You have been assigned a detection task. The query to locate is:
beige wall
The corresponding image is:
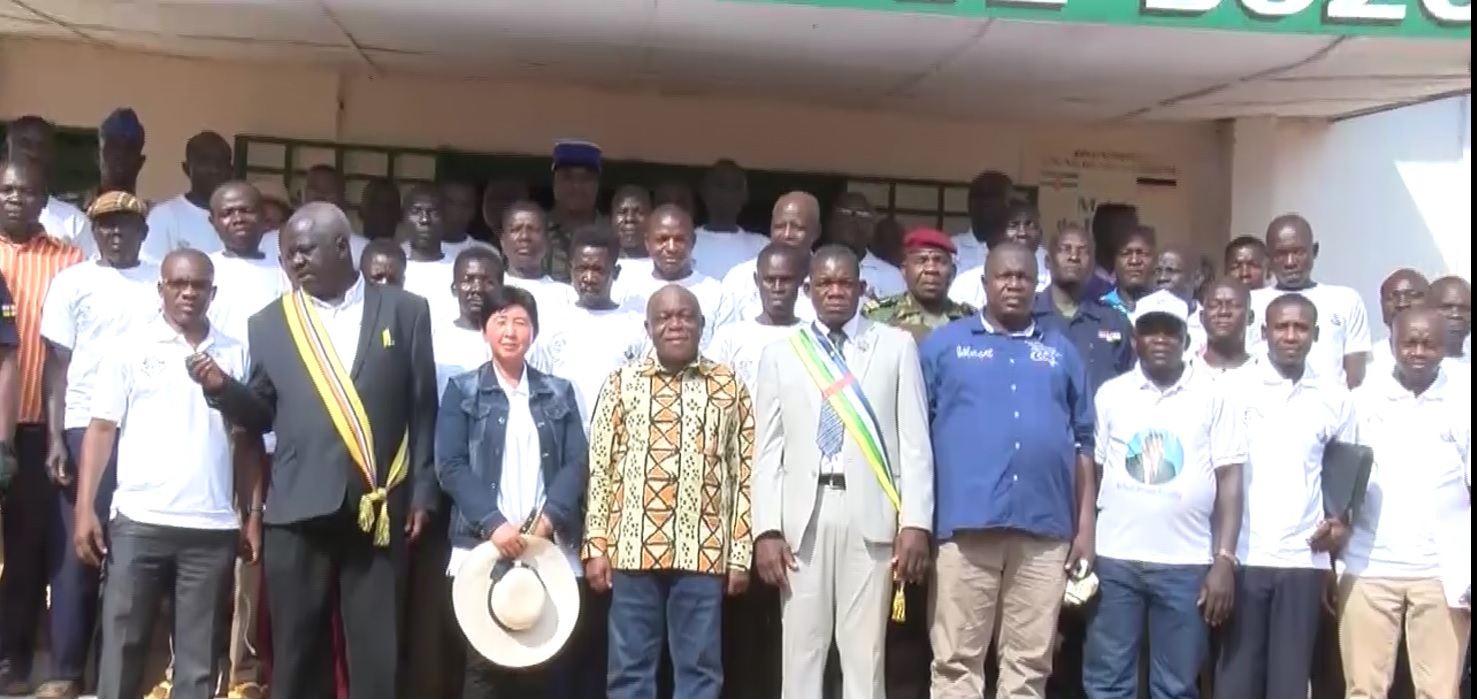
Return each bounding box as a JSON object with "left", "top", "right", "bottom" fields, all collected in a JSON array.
[{"left": 1, "top": 37, "right": 1232, "bottom": 251}]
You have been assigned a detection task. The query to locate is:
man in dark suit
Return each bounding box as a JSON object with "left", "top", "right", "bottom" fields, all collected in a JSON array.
[{"left": 187, "top": 201, "right": 438, "bottom": 699}]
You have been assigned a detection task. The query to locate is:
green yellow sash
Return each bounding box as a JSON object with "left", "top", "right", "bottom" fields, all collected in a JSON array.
[
  {"left": 282, "top": 292, "right": 408, "bottom": 546},
  {"left": 789, "top": 326, "right": 908, "bottom": 622}
]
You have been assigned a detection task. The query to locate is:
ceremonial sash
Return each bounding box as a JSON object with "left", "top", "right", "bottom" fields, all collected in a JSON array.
[
  {"left": 282, "top": 292, "right": 408, "bottom": 546},
  {"left": 788, "top": 326, "right": 908, "bottom": 622}
]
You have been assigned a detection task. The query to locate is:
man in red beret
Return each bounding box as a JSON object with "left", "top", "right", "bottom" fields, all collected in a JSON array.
[{"left": 862, "top": 227, "right": 978, "bottom": 343}]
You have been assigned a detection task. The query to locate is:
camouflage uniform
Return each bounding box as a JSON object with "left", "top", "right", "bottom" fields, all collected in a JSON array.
[
  {"left": 862, "top": 293, "right": 977, "bottom": 343},
  {"left": 544, "top": 213, "right": 612, "bottom": 283}
]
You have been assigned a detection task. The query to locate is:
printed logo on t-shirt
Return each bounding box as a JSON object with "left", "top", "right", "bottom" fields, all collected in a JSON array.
[{"left": 1125, "top": 429, "right": 1185, "bottom": 486}]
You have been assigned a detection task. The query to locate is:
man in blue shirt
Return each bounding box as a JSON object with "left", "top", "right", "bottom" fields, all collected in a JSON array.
[
  {"left": 1032, "top": 224, "right": 1135, "bottom": 397},
  {"left": 920, "top": 242, "right": 1096, "bottom": 699}
]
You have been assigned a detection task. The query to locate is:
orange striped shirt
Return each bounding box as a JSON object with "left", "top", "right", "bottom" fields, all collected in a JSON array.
[{"left": 0, "top": 229, "right": 83, "bottom": 424}]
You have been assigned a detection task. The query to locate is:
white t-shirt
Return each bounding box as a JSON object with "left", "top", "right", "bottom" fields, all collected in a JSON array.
[
  {"left": 947, "top": 246, "right": 1052, "bottom": 309},
  {"left": 39, "top": 261, "right": 162, "bottom": 429},
  {"left": 1094, "top": 364, "right": 1248, "bottom": 565},
  {"left": 693, "top": 227, "right": 768, "bottom": 280},
  {"left": 859, "top": 253, "right": 907, "bottom": 300},
  {"left": 1342, "top": 368, "right": 1471, "bottom": 580},
  {"left": 529, "top": 305, "right": 648, "bottom": 427},
  {"left": 441, "top": 238, "right": 498, "bottom": 259},
  {"left": 207, "top": 252, "right": 289, "bottom": 345},
  {"left": 705, "top": 318, "right": 802, "bottom": 394},
  {"left": 402, "top": 257, "right": 458, "bottom": 323},
  {"left": 952, "top": 233, "right": 986, "bottom": 275},
  {"left": 615, "top": 269, "right": 727, "bottom": 347},
  {"left": 505, "top": 275, "right": 580, "bottom": 334},
  {"left": 92, "top": 318, "right": 247, "bottom": 530},
  {"left": 1249, "top": 284, "right": 1371, "bottom": 386},
  {"left": 431, "top": 321, "right": 491, "bottom": 397},
  {"left": 42, "top": 197, "right": 92, "bottom": 256},
  {"left": 142, "top": 194, "right": 224, "bottom": 263},
  {"left": 716, "top": 256, "right": 817, "bottom": 326},
  {"left": 1225, "top": 359, "right": 1357, "bottom": 570}
]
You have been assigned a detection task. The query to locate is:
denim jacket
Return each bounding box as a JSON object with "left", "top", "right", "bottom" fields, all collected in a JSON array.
[{"left": 434, "top": 363, "right": 589, "bottom": 551}]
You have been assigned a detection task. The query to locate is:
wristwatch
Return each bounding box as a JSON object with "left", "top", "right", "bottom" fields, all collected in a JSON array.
[{"left": 1214, "top": 549, "right": 1239, "bottom": 566}]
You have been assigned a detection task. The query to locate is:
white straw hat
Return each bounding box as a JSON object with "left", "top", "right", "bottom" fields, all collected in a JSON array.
[{"left": 452, "top": 537, "right": 580, "bottom": 668}]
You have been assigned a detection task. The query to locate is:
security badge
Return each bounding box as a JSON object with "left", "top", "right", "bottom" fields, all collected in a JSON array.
[{"left": 1097, "top": 329, "right": 1123, "bottom": 343}]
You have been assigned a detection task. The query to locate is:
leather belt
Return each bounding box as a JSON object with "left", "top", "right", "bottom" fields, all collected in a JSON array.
[{"left": 818, "top": 473, "right": 847, "bottom": 489}]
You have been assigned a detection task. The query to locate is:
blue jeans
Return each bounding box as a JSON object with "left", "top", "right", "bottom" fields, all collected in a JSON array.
[
  {"left": 607, "top": 570, "right": 724, "bottom": 699},
  {"left": 1084, "top": 557, "right": 1209, "bottom": 699}
]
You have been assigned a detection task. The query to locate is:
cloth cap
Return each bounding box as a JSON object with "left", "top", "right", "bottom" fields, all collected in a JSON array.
[
  {"left": 551, "top": 140, "right": 601, "bottom": 172},
  {"left": 99, "top": 108, "right": 145, "bottom": 145},
  {"left": 903, "top": 227, "right": 956, "bottom": 255},
  {"left": 87, "top": 190, "right": 149, "bottom": 219},
  {"left": 1131, "top": 288, "right": 1191, "bottom": 331}
]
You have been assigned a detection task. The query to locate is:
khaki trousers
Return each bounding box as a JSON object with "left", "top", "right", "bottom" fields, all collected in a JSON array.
[
  {"left": 1338, "top": 575, "right": 1471, "bottom": 699},
  {"left": 928, "top": 530, "right": 1069, "bottom": 699}
]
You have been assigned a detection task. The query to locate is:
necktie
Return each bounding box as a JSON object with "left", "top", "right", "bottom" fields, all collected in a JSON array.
[{"left": 816, "top": 330, "right": 847, "bottom": 459}]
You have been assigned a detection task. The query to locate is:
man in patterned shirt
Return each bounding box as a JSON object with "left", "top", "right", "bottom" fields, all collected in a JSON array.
[{"left": 584, "top": 284, "right": 755, "bottom": 699}]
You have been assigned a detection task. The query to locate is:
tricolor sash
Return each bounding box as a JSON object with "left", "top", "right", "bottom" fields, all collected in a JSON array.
[
  {"left": 788, "top": 326, "right": 908, "bottom": 622},
  {"left": 282, "top": 292, "right": 409, "bottom": 546}
]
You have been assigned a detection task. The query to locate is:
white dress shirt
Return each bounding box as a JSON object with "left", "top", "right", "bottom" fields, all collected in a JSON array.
[
  {"left": 92, "top": 315, "right": 247, "bottom": 530},
  {"left": 306, "top": 273, "right": 367, "bottom": 372}
]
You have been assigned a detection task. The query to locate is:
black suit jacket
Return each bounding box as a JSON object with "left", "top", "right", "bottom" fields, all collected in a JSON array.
[{"left": 209, "top": 281, "right": 439, "bottom": 526}]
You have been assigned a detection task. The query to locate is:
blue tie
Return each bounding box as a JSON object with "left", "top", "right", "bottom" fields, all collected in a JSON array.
[{"left": 816, "top": 330, "right": 847, "bottom": 458}]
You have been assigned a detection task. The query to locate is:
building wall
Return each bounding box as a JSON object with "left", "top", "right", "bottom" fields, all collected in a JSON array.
[
  {"left": 1, "top": 37, "right": 1231, "bottom": 252},
  {"left": 1228, "top": 96, "right": 1472, "bottom": 339}
]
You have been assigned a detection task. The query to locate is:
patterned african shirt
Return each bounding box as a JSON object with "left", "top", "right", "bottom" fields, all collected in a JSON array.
[
  {"left": 583, "top": 355, "right": 755, "bottom": 574},
  {"left": 862, "top": 293, "right": 977, "bottom": 343},
  {"left": 544, "top": 213, "right": 612, "bottom": 283}
]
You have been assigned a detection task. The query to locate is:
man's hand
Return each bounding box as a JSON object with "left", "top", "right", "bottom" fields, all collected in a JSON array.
[
  {"left": 45, "top": 433, "right": 70, "bottom": 487},
  {"left": 405, "top": 509, "right": 430, "bottom": 543},
  {"left": 490, "top": 522, "right": 525, "bottom": 559},
  {"left": 727, "top": 569, "right": 750, "bottom": 597},
  {"left": 531, "top": 514, "right": 554, "bottom": 540},
  {"left": 754, "top": 535, "right": 798, "bottom": 592},
  {"left": 1066, "top": 529, "right": 1096, "bottom": 577},
  {"left": 240, "top": 511, "right": 263, "bottom": 564},
  {"left": 585, "top": 556, "right": 613, "bottom": 593},
  {"left": 73, "top": 507, "right": 107, "bottom": 568},
  {"left": 892, "top": 528, "right": 931, "bottom": 584},
  {"left": 1308, "top": 518, "right": 1351, "bottom": 554},
  {"left": 1198, "top": 558, "right": 1235, "bottom": 626},
  {"left": 185, "top": 353, "right": 228, "bottom": 393}
]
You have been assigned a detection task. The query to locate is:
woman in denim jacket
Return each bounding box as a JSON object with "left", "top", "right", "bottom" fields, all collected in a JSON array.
[{"left": 435, "top": 285, "right": 594, "bottom": 699}]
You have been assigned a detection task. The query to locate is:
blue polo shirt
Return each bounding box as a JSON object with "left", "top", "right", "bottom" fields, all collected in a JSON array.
[
  {"left": 1031, "top": 291, "right": 1135, "bottom": 396},
  {"left": 920, "top": 315, "right": 1094, "bottom": 542}
]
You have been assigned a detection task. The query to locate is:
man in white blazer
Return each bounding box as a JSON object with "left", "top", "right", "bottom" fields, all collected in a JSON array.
[{"left": 753, "top": 245, "right": 934, "bottom": 699}]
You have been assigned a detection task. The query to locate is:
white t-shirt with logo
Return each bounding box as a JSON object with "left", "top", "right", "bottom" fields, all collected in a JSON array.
[
  {"left": 1225, "top": 359, "right": 1357, "bottom": 570},
  {"left": 529, "top": 305, "right": 647, "bottom": 427},
  {"left": 706, "top": 318, "right": 802, "bottom": 395},
  {"left": 615, "top": 269, "right": 727, "bottom": 348},
  {"left": 39, "top": 261, "right": 163, "bottom": 429},
  {"left": 142, "top": 194, "right": 224, "bottom": 263},
  {"left": 1249, "top": 284, "right": 1371, "bottom": 386},
  {"left": 1093, "top": 364, "right": 1248, "bottom": 565},
  {"left": 1342, "top": 368, "right": 1471, "bottom": 585}
]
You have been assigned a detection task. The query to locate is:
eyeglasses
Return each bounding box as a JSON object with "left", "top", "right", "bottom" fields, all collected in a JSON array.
[{"left": 162, "top": 278, "right": 213, "bottom": 291}]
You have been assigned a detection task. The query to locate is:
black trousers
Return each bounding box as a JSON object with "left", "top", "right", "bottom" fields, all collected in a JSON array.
[
  {"left": 722, "top": 581, "right": 782, "bottom": 699},
  {"left": 1215, "top": 566, "right": 1325, "bottom": 699},
  {"left": 264, "top": 508, "right": 406, "bottom": 699},
  {"left": 461, "top": 579, "right": 604, "bottom": 699}
]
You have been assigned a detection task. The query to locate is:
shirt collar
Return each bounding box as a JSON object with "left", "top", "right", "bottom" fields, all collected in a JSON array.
[
  {"left": 812, "top": 313, "right": 863, "bottom": 342},
  {"left": 148, "top": 311, "right": 221, "bottom": 351},
  {"left": 978, "top": 313, "right": 1038, "bottom": 338},
  {"left": 306, "top": 273, "right": 365, "bottom": 312},
  {"left": 493, "top": 364, "right": 530, "bottom": 398},
  {"left": 1132, "top": 362, "right": 1198, "bottom": 395},
  {"left": 1370, "top": 363, "right": 1455, "bottom": 401},
  {"left": 639, "top": 355, "right": 716, "bottom": 378}
]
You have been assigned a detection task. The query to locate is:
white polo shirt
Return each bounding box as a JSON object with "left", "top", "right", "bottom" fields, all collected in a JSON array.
[
  {"left": 1226, "top": 358, "right": 1357, "bottom": 570},
  {"left": 142, "top": 194, "right": 225, "bottom": 263},
  {"left": 1342, "top": 368, "right": 1471, "bottom": 580},
  {"left": 1249, "top": 284, "right": 1371, "bottom": 386},
  {"left": 39, "top": 261, "right": 163, "bottom": 429},
  {"left": 1094, "top": 363, "right": 1248, "bottom": 565},
  {"left": 92, "top": 316, "right": 247, "bottom": 530}
]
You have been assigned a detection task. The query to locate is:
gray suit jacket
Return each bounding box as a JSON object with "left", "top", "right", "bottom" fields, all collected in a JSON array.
[
  {"left": 753, "top": 319, "right": 934, "bottom": 547},
  {"left": 209, "top": 282, "right": 440, "bottom": 526}
]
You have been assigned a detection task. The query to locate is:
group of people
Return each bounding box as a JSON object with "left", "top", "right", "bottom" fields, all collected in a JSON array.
[{"left": 0, "top": 107, "right": 1468, "bottom": 699}]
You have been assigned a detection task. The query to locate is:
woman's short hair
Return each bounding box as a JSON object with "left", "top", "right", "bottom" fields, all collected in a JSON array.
[{"left": 475, "top": 284, "right": 540, "bottom": 335}]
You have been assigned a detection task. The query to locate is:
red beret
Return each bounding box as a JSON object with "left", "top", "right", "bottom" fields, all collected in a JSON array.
[{"left": 903, "top": 227, "right": 956, "bottom": 254}]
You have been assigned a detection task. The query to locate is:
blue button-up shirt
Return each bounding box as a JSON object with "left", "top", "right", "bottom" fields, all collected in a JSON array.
[
  {"left": 1032, "top": 291, "right": 1135, "bottom": 397},
  {"left": 920, "top": 315, "right": 1095, "bottom": 542}
]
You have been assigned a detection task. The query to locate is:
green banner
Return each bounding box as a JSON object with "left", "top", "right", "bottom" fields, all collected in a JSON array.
[{"left": 727, "top": 0, "right": 1470, "bottom": 39}]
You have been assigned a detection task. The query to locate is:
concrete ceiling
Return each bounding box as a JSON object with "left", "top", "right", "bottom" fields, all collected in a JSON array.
[{"left": 2, "top": 0, "right": 1469, "bottom": 122}]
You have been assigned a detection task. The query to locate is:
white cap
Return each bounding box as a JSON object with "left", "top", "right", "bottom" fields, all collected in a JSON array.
[{"left": 1130, "top": 289, "right": 1192, "bottom": 327}]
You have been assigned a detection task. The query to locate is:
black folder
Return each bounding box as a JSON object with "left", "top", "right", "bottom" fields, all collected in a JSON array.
[{"left": 1322, "top": 440, "right": 1374, "bottom": 521}]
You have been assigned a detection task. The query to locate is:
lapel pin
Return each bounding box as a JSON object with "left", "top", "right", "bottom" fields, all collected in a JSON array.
[{"left": 381, "top": 328, "right": 394, "bottom": 348}]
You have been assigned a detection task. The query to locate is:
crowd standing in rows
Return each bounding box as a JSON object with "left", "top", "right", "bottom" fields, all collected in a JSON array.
[{"left": 0, "top": 109, "right": 1469, "bottom": 699}]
